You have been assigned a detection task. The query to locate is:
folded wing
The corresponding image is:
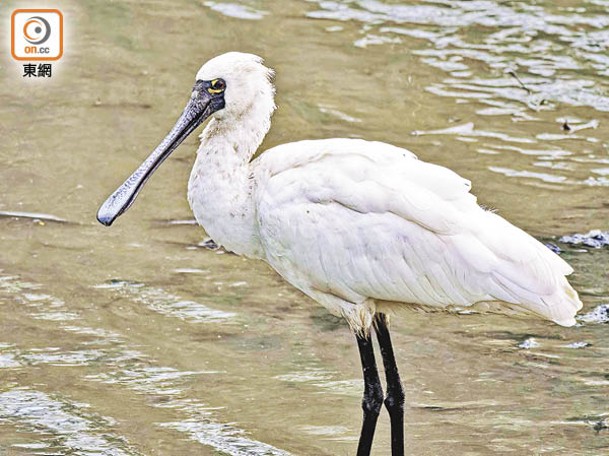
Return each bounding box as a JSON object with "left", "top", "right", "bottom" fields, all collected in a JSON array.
[{"left": 255, "top": 139, "right": 582, "bottom": 326}]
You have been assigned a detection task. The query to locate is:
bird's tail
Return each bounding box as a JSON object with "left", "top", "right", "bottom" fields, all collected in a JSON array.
[{"left": 541, "top": 277, "right": 582, "bottom": 327}]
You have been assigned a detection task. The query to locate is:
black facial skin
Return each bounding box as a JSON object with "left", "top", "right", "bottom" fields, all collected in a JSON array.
[
  {"left": 198, "top": 79, "right": 226, "bottom": 112},
  {"left": 96, "top": 79, "right": 226, "bottom": 226}
]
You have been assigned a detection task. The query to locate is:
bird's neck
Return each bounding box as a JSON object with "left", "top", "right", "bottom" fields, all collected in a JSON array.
[{"left": 187, "top": 107, "right": 272, "bottom": 259}]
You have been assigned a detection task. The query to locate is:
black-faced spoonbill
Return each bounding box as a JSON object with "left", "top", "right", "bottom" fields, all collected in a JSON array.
[{"left": 97, "top": 52, "right": 582, "bottom": 456}]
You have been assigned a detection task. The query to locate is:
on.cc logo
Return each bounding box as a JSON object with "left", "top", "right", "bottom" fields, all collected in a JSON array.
[
  {"left": 11, "top": 9, "right": 63, "bottom": 61},
  {"left": 23, "top": 16, "right": 52, "bottom": 45}
]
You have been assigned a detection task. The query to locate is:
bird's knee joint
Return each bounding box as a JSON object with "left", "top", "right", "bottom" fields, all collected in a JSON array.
[
  {"left": 362, "top": 387, "right": 384, "bottom": 414},
  {"left": 384, "top": 390, "right": 405, "bottom": 412}
]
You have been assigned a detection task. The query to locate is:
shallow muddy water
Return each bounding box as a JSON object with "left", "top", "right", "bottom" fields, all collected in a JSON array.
[{"left": 1, "top": 0, "right": 609, "bottom": 454}]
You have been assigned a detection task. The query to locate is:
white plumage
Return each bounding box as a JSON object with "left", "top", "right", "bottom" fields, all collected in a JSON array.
[
  {"left": 96, "top": 51, "right": 584, "bottom": 455},
  {"left": 185, "top": 52, "right": 582, "bottom": 333}
]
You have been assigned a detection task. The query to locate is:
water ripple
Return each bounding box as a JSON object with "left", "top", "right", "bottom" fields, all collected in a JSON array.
[
  {"left": 0, "top": 388, "right": 141, "bottom": 455},
  {"left": 308, "top": 0, "right": 609, "bottom": 112},
  {"left": 94, "top": 280, "right": 236, "bottom": 323},
  {"left": 307, "top": 0, "right": 609, "bottom": 187},
  {"left": 0, "top": 270, "right": 289, "bottom": 454},
  {"left": 89, "top": 365, "right": 291, "bottom": 455},
  {"left": 202, "top": 1, "right": 268, "bottom": 20}
]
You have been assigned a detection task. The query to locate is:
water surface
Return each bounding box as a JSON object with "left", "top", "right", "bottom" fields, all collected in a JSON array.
[{"left": 1, "top": 0, "right": 609, "bottom": 454}]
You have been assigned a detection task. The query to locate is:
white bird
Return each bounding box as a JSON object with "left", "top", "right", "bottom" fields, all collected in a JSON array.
[{"left": 97, "top": 52, "right": 582, "bottom": 456}]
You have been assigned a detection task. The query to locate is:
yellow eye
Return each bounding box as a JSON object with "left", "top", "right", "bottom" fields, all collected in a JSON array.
[{"left": 208, "top": 78, "right": 226, "bottom": 94}]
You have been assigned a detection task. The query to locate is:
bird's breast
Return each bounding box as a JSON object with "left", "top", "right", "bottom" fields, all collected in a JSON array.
[{"left": 187, "top": 156, "right": 264, "bottom": 259}]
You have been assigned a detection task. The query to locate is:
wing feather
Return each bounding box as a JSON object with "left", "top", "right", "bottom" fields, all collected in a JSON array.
[{"left": 254, "top": 139, "right": 581, "bottom": 326}]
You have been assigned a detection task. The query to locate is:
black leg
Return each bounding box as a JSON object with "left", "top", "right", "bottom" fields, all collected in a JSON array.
[
  {"left": 374, "top": 313, "right": 405, "bottom": 456},
  {"left": 355, "top": 330, "right": 384, "bottom": 456}
]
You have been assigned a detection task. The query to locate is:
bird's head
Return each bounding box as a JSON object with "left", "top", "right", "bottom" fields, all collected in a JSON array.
[
  {"left": 195, "top": 52, "right": 275, "bottom": 122},
  {"left": 96, "top": 52, "right": 275, "bottom": 227}
]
